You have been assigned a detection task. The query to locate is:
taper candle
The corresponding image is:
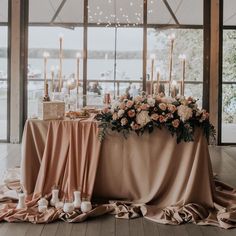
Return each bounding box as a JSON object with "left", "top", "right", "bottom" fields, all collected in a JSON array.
[
  {"left": 156, "top": 67, "right": 160, "bottom": 94},
  {"left": 43, "top": 52, "right": 49, "bottom": 96},
  {"left": 168, "top": 33, "right": 175, "bottom": 96},
  {"left": 171, "top": 80, "right": 178, "bottom": 98},
  {"left": 76, "top": 52, "right": 81, "bottom": 95},
  {"left": 50, "top": 65, "right": 55, "bottom": 93},
  {"left": 150, "top": 54, "right": 156, "bottom": 95},
  {"left": 59, "top": 34, "right": 63, "bottom": 92},
  {"left": 179, "top": 54, "right": 186, "bottom": 96}
]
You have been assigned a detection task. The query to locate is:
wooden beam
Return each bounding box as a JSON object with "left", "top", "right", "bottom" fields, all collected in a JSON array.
[
  {"left": 162, "top": 0, "right": 180, "bottom": 25},
  {"left": 83, "top": 0, "right": 88, "bottom": 107},
  {"left": 50, "top": 0, "right": 67, "bottom": 23},
  {"left": 143, "top": 0, "right": 147, "bottom": 91},
  {"left": 203, "top": 0, "right": 211, "bottom": 111},
  {"left": 209, "top": 0, "right": 221, "bottom": 143},
  {"left": 217, "top": 0, "right": 223, "bottom": 144}
]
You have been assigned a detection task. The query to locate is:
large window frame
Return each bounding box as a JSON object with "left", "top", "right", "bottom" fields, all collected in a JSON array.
[
  {"left": 218, "top": 0, "right": 236, "bottom": 145},
  {"left": 22, "top": 0, "right": 209, "bottom": 140}
]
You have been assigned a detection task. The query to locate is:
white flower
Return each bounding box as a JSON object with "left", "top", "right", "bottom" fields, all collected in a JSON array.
[
  {"left": 117, "top": 109, "right": 125, "bottom": 118},
  {"left": 111, "top": 101, "right": 120, "bottom": 110},
  {"left": 147, "top": 98, "right": 155, "bottom": 107},
  {"left": 177, "top": 105, "right": 193, "bottom": 122},
  {"left": 136, "top": 111, "right": 151, "bottom": 127},
  {"left": 121, "top": 118, "right": 128, "bottom": 126}
]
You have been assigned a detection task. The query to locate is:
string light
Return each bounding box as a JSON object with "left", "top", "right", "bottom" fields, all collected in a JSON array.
[{"left": 87, "top": 1, "right": 144, "bottom": 27}]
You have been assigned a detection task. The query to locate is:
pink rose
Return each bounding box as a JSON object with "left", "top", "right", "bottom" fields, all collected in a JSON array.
[
  {"left": 131, "top": 122, "right": 140, "bottom": 130},
  {"left": 168, "top": 104, "right": 177, "bottom": 113},
  {"left": 151, "top": 113, "right": 159, "bottom": 121},
  {"left": 140, "top": 103, "right": 149, "bottom": 110},
  {"left": 159, "top": 103, "right": 167, "bottom": 111},
  {"left": 119, "top": 103, "right": 126, "bottom": 110},
  {"left": 159, "top": 115, "right": 166, "bottom": 123},
  {"left": 102, "top": 107, "right": 110, "bottom": 113},
  {"left": 200, "top": 110, "right": 209, "bottom": 122},
  {"left": 172, "top": 119, "right": 180, "bottom": 128},
  {"left": 126, "top": 100, "right": 134, "bottom": 108},
  {"left": 128, "top": 109, "right": 136, "bottom": 118},
  {"left": 112, "top": 113, "right": 118, "bottom": 120}
]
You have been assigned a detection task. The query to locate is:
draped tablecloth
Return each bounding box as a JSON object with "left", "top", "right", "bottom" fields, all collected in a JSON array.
[{"left": 1, "top": 118, "right": 236, "bottom": 228}]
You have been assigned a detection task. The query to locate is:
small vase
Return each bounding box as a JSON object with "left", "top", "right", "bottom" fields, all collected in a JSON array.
[
  {"left": 63, "top": 202, "right": 74, "bottom": 213},
  {"left": 38, "top": 205, "right": 47, "bottom": 213},
  {"left": 38, "top": 197, "right": 48, "bottom": 207},
  {"left": 55, "top": 201, "right": 64, "bottom": 209},
  {"left": 81, "top": 201, "right": 92, "bottom": 213},
  {"left": 16, "top": 193, "right": 26, "bottom": 209},
  {"left": 50, "top": 189, "right": 59, "bottom": 206},
  {"left": 73, "top": 191, "right": 81, "bottom": 208}
]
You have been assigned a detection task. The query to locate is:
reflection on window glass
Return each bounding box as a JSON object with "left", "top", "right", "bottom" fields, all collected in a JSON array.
[
  {"left": 0, "top": 0, "right": 8, "bottom": 140},
  {"left": 28, "top": 27, "right": 83, "bottom": 116}
]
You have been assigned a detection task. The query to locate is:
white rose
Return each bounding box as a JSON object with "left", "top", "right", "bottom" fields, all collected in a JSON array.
[
  {"left": 117, "top": 109, "right": 125, "bottom": 118},
  {"left": 136, "top": 111, "right": 151, "bottom": 127},
  {"left": 177, "top": 105, "right": 193, "bottom": 122},
  {"left": 147, "top": 98, "right": 155, "bottom": 107},
  {"left": 111, "top": 101, "right": 120, "bottom": 110}
]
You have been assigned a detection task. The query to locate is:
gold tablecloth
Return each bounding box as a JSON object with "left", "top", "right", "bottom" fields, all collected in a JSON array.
[{"left": 2, "top": 118, "right": 236, "bottom": 228}]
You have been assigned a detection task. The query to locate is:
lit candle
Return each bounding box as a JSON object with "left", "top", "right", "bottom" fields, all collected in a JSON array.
[
  {"left": 50, "top": 65, "right": 55, "bottom": 93},
  {"left": 168, "top": 33, "right": 175, "bottom": 96},
  {"left": 76, "top": 52, "right": 81, "bottom": 95},
  {"left": 43, "top": 52, "right": 49, "bottom": 96},
  {"left": 179, "top": 54, "right": 186, "bottom": 96},
  {"left": 81, "top": 201, "right": 92, "bottom": 213},
  {"left": 38, "top": 205, "right": 47, "bottom": 213},
  {"left": 67, "top": 79, "right": 72, "bottom": 96},
  {"left": 63, "top": 202, "right": 74, "bottom": 213},
  {"left": 16, "top": 192, "right": 26, "bottom": 209},
  {"left": 150, "top": 54, "right": 156, "bottom": 95},
  {"left": 156, "top": 67, "right": 160, "bottom": 94},
  {"left": 59, "top": 34, "right": 63, "bottom": 92},
  {"left": 171, "top": 80, "right": 178, "bottom": 98}
]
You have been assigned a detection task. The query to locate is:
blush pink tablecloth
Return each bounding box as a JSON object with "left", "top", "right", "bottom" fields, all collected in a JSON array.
[{"left": 4, "top": 118, "right": 236, "bottom": 228}]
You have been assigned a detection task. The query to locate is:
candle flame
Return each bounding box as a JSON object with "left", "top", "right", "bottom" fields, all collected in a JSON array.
[
  {"left": 168, "top": 33, "right": 175, "bottom": 41},
  {"left": 150, "top": 53, "right": 156, "bottom": 60},
  {"left": 76, "top": 52, "right": 82, "bottom": 58},
  {"left": 171, "top": 80, "right": 178, "bottom": 86},
  {"left": 43, "top": 52, "right": 49, "bottom": 58},
  {"left": 179, "top": 54, "right": 186, "bottom": 60},
  {"left": 59, "top": 33, "right": 64, "bottom": 40},
  {"left": 50, "top": 65, "right": 55, "bottom": 72}
]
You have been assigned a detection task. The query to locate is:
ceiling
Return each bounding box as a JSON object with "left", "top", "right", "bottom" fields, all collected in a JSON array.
[{"left": 0, "top": 0, "right": 236, "bottom": 26}]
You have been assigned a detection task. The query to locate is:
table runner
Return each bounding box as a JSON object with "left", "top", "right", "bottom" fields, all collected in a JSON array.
[{"left": 1, "top": 118, "right": 236, "bottom": 228}]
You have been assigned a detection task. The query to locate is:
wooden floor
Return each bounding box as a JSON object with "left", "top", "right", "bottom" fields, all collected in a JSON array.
[{"left": 0, "top": 144, "right": 236, "bottom": 236}]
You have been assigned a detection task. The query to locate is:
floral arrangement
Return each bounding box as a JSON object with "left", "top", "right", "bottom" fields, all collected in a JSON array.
[{"left": 95, "top": 93, "right": 216, "bottom": 143}]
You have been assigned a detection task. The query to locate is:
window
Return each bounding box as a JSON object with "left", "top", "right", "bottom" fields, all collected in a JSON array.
[
  {"left": 147, "top": 0, "right": 203, "bottom": 107},
  {"left": 27, "top": 0, "right": 204, "bottom": 112},
  {"left": 147, "top": 28, "right": 203, "bottom": 107},
  {"left": 221, "top": 0, "right": 236, "bottom": 143},
  {"left": 0, "top": 0, "right": 8, "bottom": 140},
  {"left": 28, "top": 0, "right": 83, "bottom": 116}
]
